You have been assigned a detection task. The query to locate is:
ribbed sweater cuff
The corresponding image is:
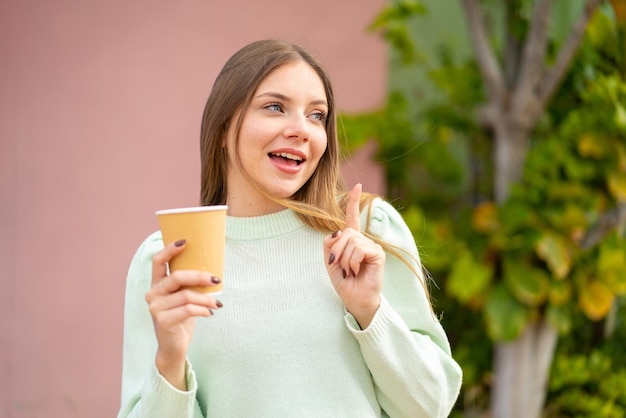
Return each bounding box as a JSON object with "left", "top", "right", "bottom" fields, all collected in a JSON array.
[
  {"left": 142, "top": 360, "right": 198, "bottom": 416},
  {"left": 344, "top": 296, "right": 398, "bottom": 346}
]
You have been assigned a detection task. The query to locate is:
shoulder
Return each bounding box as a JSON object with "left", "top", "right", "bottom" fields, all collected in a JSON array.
[
  {"left": 123, "top": 231, "right": 164, "bottom": 302},
  {"left": 128, "top": 231, "right": 164, "bottom": 271},
  {"left": 360, "top": 198, "right": 414, "bottom": 246}
]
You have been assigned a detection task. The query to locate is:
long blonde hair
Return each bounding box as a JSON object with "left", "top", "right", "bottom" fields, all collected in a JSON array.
[{"left": 199, "top": 39, "right": 431, "bottom": 303}]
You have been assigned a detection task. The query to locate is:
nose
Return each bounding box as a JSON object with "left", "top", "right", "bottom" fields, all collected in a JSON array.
[{"left": 284, "top": 114, "right": 310, "bottom": 142}]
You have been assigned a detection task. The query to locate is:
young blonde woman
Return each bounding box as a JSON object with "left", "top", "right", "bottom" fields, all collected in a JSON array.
[{"left": 118, "top": 39, "right": 462, "bottom": 418}]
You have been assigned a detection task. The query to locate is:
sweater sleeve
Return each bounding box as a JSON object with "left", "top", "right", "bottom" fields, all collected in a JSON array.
[
  {"left": 117, "top": 232, "right": 204, "bottom": 418},
  {"left": 344, "top": 199, "right": 463, "bottom": 418}
]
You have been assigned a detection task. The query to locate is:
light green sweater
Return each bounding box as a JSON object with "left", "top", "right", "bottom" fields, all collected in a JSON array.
[{"left": 118, "top": 199, "right": 462, "bottom": 417}]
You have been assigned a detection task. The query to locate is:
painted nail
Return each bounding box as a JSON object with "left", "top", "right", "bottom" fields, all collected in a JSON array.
[
  {"left": 174, "top": 239, "right": 186, "bottom": 247},
  {"left": 209, "top": 309, "right": 215, "bottom": 315},
  {"left": 328, "top": 253, "right": 335, "bottom": 265},
  {"left": 211, "top": 276, "right": 221, "bottom": 284},
  {"left": 342, "top": 268, "right": 347, "bottom": 278},
  {"left": 331, "top": 230, "right": 339, "bottom": 239},
  {"left": 216, "top": 300, "right": 223, "bottom": 308}
]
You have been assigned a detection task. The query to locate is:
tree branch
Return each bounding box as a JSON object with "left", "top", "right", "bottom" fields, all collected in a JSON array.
[
  {"left": 512, "top": 0, "right": 553, "bottom": 113},
  {"left": 503, "top": 0, "right": 524, "bottom": 88},
  {"left": 580, "top": 202, "right": 626, "bottom": 250},
  {"left": 537, "top": 0, "right": 604, "bottom": 110},
  {"left": 460, "top": 0, "right": 505, "bottom": 104}
]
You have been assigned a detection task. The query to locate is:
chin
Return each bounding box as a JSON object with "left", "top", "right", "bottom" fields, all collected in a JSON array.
[
  {"left": 265, "top": 181, "right": 307, "bottom": 198},
  {"left": 270, "top": 189, "right": 301, "bottom": 200}
]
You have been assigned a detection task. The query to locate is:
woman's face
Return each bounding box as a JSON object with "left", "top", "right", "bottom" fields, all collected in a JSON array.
[{"left": 225, "top": 60, "right": 329, "bottom": 216}]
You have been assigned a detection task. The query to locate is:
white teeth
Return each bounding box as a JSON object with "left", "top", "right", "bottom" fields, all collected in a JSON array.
[{"left": 271, "top": 152, "right": 303, "bottom": 161}]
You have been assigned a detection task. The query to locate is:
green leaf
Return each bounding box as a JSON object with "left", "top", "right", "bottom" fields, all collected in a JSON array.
[
  {"left": 446, "top": 251, "right": 492, "bottom": 304},
  {"left": 600, "top": 272, "right": 626, "bottom": 294},
  {"left": 616, "top": 143, "right": 626, "bottom": 172},
  {"left": 535, "top": 233, "right": 572, "bottom": 279},
  {"left": 503, "top": 260, "right": 549, "bottom": 307},
  {"left": 545, "top": 182, "right": 592, "bottom": 202},
  {"left": 499, "top": 201, "right": 535, "bottom": 231},
  {"left": 548, "top": 279, "right": 573, "bottom": 306},
  {"left": 368, "top": 0, "right": 426, "bottom": 30},
  {"left": 598, "top": 245, "right": 626, "bottom": 275},
  {"left": 368, "top": 0, "right": 426, "bottom": 65},
  {"left": 545, "top": 304, "right": 572, "bottom": 335},
  {"left": 382, "top": 24, "right": 418, "bottom": 64},
  {"left": 485, "top": 284, "right": 530, "bottom": 341},
  {"left": 607, "top": 172, "right": 626, "bottom": 201},
  {"left": 587, "top": 5, "right": 617, "bottom": 45},
  {"left": 597, "top": 242, "right": 626, "bottom": 294},
  {"left": 615, "top": 103, "right": 626, "bottom": 129}
]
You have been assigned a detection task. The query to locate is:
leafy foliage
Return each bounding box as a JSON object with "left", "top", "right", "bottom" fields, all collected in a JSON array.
[
  {"left": 343, "top": 0, "right": 626, "bottom": 414},
  {"left": 361, "top": 0, "right": 626, "bottom": 339},
  {"left": 544, "top": 296, "right": 626, "bottom": 416},
  {"left": 368, "top": 0, "right": 427, "bottom": 64}
]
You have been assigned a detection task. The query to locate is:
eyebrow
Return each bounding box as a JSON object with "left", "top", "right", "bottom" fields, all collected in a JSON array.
[{"left": 255, "top": 92, "right": 328, "bottom": 107}]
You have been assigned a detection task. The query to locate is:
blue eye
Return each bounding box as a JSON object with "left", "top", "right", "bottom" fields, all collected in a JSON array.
[
  {"left": 265, "top": 103, "right": 283, "bottom": 112},
  {"left": 311, "top": 111, "right": 327, "bottom": 122}
]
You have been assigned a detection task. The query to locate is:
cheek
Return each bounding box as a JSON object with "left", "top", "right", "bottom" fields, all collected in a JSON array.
[
  {"left": 238, "top": 122, "right": 272, "bottom": 151},
  {"left": 312, "top": 134, "right": 329, "bottom": 162}
]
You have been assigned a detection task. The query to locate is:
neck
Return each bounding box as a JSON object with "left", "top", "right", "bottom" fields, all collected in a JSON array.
[
  {"left": 226, "top": 194, "right": 286, "bottom": 217},
  {"left": 226, "top": 172, "right": 288, "bottom": 217}
]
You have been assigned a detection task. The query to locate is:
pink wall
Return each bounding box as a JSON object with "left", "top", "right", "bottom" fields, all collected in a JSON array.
[{"left": 0, "top": 1, "right": 386, "bottom": 417}]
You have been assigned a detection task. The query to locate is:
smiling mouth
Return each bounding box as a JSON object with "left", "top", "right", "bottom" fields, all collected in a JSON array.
[{"left": 268, "top": 152, "right": 305, "bottom": 166}]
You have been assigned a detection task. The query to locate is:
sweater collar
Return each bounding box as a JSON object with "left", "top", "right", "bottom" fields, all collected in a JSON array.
[{"left": 226, "top": 209, "right": 305, "bottom": 241}]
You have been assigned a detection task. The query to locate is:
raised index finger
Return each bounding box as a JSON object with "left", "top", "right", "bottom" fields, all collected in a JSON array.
[{"left": 345, "top": 183, "right": 362, "bottom": 231}]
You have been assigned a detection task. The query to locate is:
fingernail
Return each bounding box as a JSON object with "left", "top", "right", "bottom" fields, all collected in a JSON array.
[
  {"left": 209, "top": 309, "right": 215, "bottom": 315},
  {"left": 328, "top": 253, "right": 335, "bottom": 265},
  {"left": 216, "top": 300, "right": 223, "bottom": 308},
  {"left": 211, "top": 276, "right": 221, "bottom": 284},
  {"left": 342, "top": 268, "right": 347, "bottom": 278},
  {"left": 174, "top": 239, "right": 186, "bottom": 247},
  {"left": 331, "top": 230, "right": 339, "bottom": 238}
]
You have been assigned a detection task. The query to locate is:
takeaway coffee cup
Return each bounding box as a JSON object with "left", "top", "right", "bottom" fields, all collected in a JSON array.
[{"left": 155, "top": 205, "right": 228, "bottom": 294}]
